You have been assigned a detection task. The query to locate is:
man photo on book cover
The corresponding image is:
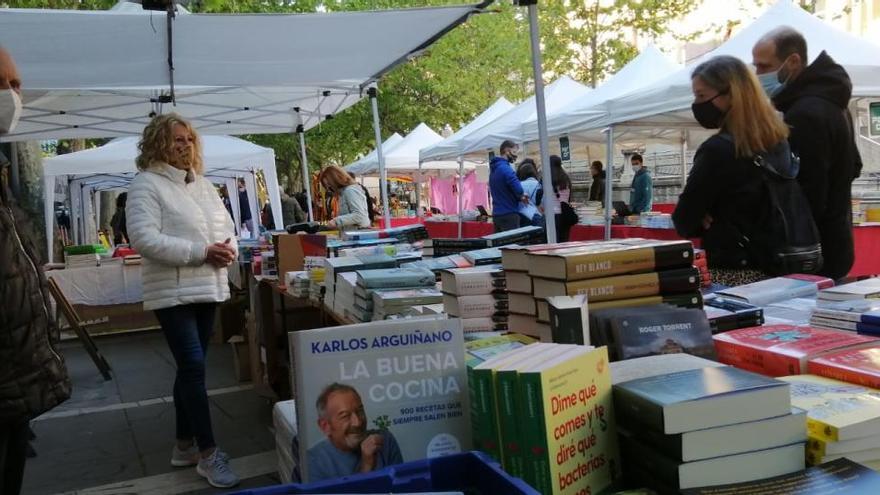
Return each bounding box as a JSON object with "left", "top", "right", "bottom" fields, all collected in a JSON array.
[{"left": 307, "top": 382, "right": 404, "bottom": 481}]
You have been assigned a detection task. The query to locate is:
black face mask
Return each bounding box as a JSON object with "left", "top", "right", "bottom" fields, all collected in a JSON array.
[
  {"left": 508, "top": 153, "right": 518, "bottom": 163},
  {"left": 691, "top": 93, "right": 727, "bottom": 129}
]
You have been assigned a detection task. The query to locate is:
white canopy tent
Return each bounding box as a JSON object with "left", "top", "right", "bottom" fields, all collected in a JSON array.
[
  {"left": 0, "top": 2, "right": 485, "bottom": 141},
  {"left": 419, "top": 97, "right": 515, "bottom": 163},
  {"left": 351, "top": 123, "right": 470, "bottom": 175},
  {"left": 43, "top": 135, "right": 281, "bottom": 258},
  {"left": 345, "top": 133, "right": 404, "bottom": 176},
  {"left": 432, "top": 76, "right": 591, "bottom": 160},
  {"left": 578, "top": 0, "right": 880, "bottom": 132}
]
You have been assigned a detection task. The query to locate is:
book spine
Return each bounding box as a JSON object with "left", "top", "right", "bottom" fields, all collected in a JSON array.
[
  {"left": 617, "top": 419, "right": 684, "bottom": 461},
  {"left": 807, "top": 359, "right": 880, "bottom": 389},
  {"left": 520, "top": 371, "right": 551, "bottom": 494},
  {"left": 618, "top": 433, "right": 682, "bottom": 489},
  {"left": 612, "top": 385, "right": 666, "bottom": 433},
  {"left": 496, "top": 370, "right": 527, "bottom": 479}
]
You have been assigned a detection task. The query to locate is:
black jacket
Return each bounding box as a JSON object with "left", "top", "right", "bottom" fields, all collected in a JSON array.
[
  {"left": 589, "top": 170, "right": 606, "bottom": 202},
  {"left": 772, "top": 51, "right": 861, "bottom": 279},
  {"left": 0, "top": 162, "right": 71, "bottom": 422},
  {"left": 673, "top": 135, "right": 796, "bottom": 270}
]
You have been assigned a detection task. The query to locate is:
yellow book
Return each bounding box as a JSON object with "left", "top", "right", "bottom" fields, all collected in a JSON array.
[
  {"left": 779, "top": 374, "right": 880, "bottom": 442},
  {"left": 519, "top": 346, "right": 621, "bottom": 494}
]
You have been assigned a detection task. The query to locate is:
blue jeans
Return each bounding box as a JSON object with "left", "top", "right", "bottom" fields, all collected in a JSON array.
[{"left": 155, "top": 303, "right": 217, "bottom": 452}]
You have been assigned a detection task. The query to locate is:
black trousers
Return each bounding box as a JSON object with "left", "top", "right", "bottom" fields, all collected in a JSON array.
[{"left": 0, "top": 420, "right": 29, "bottom": 495}]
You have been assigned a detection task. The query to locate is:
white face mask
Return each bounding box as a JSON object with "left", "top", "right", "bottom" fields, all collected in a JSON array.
[{"left": 0, "top": 89, "right": 22, "bottom": 135}]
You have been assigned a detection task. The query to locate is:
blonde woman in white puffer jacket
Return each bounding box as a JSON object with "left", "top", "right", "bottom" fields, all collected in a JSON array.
[{"left": 126, "top": 114, "right": 239, "bottom": 489}]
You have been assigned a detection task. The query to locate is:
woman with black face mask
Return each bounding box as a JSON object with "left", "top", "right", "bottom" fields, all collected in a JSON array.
[{"left": 672, "top": 55, "right": 793, "bottom": 286}]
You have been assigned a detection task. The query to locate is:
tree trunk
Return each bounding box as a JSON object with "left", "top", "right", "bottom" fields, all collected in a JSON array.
[
  {"left": 16, "top": 141, "right": 48, "bottom": 262},
  {"left": 100, "top": 191, "right": 117, "bottom": 235}
]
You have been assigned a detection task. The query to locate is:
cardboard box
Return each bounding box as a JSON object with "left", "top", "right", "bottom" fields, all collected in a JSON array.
[{"left": 273, "top": 234, "right": 327, "bottom": 283}]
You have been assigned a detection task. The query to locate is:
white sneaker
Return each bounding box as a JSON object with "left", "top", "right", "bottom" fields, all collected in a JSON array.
[
  {"left": 171, "top": 444, "right": 230, "bottom": 468},
  {"left": 197, "top": 449, "right": 240, "bottom": 488}
]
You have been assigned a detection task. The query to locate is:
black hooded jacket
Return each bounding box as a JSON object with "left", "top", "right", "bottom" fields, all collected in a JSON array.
[
  {"left": 673, "top": 135, "right": 796, "bottom": 270},
  {"left": 772, "top": 51, "right": 862, "bottom": 279}
]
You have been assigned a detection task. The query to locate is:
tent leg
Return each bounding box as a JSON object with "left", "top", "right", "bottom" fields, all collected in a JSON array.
[
  {"left": 680, "top": 130, "right": 688, "bottom": 190},
  {"left": 457, "top": 156, "right": 464, "bottom": 238},
  {"left": 416, "top": 161, "right": 422, "bottom": 219},
  {"left": 368, "top": 86, "right": 391, "bottom": 230},
  {"left": 603, "top": 126, "right": 615, "bottom": 241},
  {"left": 526, "top": 2, "right": 557, "bottom": 244},
  {"left": 297, "top": 129, "right": 315, "bottom": 223}
]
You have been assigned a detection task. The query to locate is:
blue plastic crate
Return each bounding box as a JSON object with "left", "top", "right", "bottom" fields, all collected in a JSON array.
[{"left": 227, "top": 451, "right": 539, "bottom": 495}]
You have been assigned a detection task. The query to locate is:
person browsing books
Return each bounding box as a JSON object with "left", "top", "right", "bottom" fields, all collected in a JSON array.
[
  {"left": 672, "top": 55, "right": 794, "bottom": 286},
  {"left": 307, "top": 383, "right": 403, "bottom": 481},
  {"left": 548, "top": 155, "right": 576, "bottom": 242},
  {"left": 516, "top": 159, "right": 543, "bottom": 227},
  {"left": 126, "top": 114, "right": 240, "bottom": 489},
  {"left": 752, "top": 27, "right": 861, "bottom": 280},
  {"left": 588, "top": 160, "right": 605, "bottom": 203},
  {"left": 319, "top": 165, "right": 371, "bottom": 230},
  {"left": 0, "top": 45, "right": 72, "bottom": 495},
  {"left": 489, "top": 140, "right": 528, "bottom": 233},
  {"left": 628, "top": 154, "right": 652, "bottom": 214}
]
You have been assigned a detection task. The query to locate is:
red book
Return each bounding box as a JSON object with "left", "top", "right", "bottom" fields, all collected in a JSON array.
[
  {"left": 808, "top": 347, "right": 880, "bottom": 388},
  {"left": 713, "top": 325, "right": 880, "bottom": 377},
  {"left": 786, "top": 274, "right": 835, "bottom": 290}
]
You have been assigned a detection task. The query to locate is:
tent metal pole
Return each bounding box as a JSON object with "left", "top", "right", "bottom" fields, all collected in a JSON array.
[
  {"left": 368, "top": 85, "right": 391, "bottom": 230},
  {"left": 294, "top": 113, "right": 315, "bottom": 223},
  {"left": 457, "top": 156, "right": 464, "bottom": 238},
  {"left": 680, "top": 130, "right": 688, "bottom": 190},
  {"left": 416, "top": 161, "right": 422, "bottom": 219},
  {"left": 603, "top": 125, "right": 615, "bottom": 240},
  {"left": 525, "top": 0, "right": 557, "bottom": 244}
]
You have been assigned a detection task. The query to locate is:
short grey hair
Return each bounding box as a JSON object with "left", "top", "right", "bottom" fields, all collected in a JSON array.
[{"left": 316, "top": 382, "right": 360, "bottom": 419}]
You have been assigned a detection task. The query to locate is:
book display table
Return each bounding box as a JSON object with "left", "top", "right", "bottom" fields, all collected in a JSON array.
[
  {"left": 570, "top": 224, "right": 880, "bottom": 278},
  {"left": 424, "top": 220, "right": 495, "bottom": 238}
]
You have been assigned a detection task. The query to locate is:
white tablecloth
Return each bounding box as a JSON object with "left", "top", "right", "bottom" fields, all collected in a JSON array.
[{"left": 47, "top": 264, "right": 143, "bottom": 306}]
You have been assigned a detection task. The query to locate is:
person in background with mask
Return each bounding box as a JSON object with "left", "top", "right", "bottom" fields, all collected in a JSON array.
[
  {"left": 588, "top": 160, "right": 605, "bottom": 203},
  {"left": 0, "top": 45, "right": 72, "bottom": 495},
  {"left": 489, "top": 140, "right": 527, "bottom": 232},
  {"left": 752, "top": 27, "right": 861, "bottom": 280},
  {"left": 673, "top": 55, "right": 793, "bottom": 286},
  {"left": 628, "top": 153, "right": 652, "bottom": 214},
  {"left": 319, "top": 165, "right": 371, "bottom": 230}
]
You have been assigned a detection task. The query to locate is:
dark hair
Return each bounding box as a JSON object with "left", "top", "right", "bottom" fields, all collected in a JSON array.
[
  {"left": 630, "top": 153, "right": 643, "bottom": 164},
  {"left": 500, "top": 140, "right": 517, "bottom": 155},
  {"left": 549, "top": 155, "right": 571, "bottom": 191},
  {"left": 590, "top": 160, "right": 603, "bottom": 171},
  {"left": 316, "top": 383, "right": 360, "bottom": 418},
  {"left": 769, "top": 27, "right": 808, "bottom": 65},
  {"left": 116, "top": 192, "right": 127, "bottom": 208},
  {"left": 348, "top": 172, "right": 357, "bottom": 179},
  {"left": 517, "top": 159, "right": 539, "bottom": 181}
]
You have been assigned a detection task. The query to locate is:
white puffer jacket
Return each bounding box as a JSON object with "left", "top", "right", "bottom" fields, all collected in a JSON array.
[{"left": 127, "top": 163, "right": 237, "bottom": 311}]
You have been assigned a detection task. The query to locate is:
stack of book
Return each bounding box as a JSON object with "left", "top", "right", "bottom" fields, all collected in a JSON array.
[
  {"left": 591, "top": 304, "right": 715, "bottom": 362},
  {"left": 261, "top": 250, "right": 278, "bottom": 278},
  {"left": 702, "top": 295, "right": 764, "bottom": 333},
  {"left": 341, "top": 223, "right": 429, "bottom": 243},
  {"left": 713, "top": 325, "right": 880, "bottom": 376},
  {"left": 326, "top": 237, "right": 399, "bottom": 257},
  {"left": 322, "top": 254, "right": 397, "bottom": 311},
  {"left": 441, "top": 265, "right": 509, "bottom": 334},
  {"left": 64, "top": 252, "right": 101, "bottom": 269},
  {"left": 527, "top": 239, "right": 701, "bottom": 333},
  {"left": 817, "top": 278, "right": 880, "bottom": 306},
  {"left": 464, "top": 333, "right": 536, "bottom": 368},
  {"left": 122, "top": 254, "right": 142, "bottom": 266},
  {"left": 461, "top": 247, "right": 503, "bottom": 266},
  {"left": 781, "top": 374, "right": 880, "bottom": 469},
  {"left": 336, "top": 241, "right": 418, "bottom": 259},
  {"left": 714, "top": 274, "right": 834, "bottom": 307},
  {"left": 693, "top": 249, "right": 710, "bottom": 288},
  {"left": 468, "top": 344, "right": 620, "bottom": 495},
  {"left": 350, "top": 267, "right": 437, "bottom": 323},
  {"left": 424, "top": 226, "right": 545, "bottom": 257},
  {"left": 333, "top": 272, "right": 360, "bottom": 321},
  {"left": 284, "top": 271, "right": 310, "bottom": 298},
  {"left": 612, "top": 359, "right": 805, "bottom": 492},
  {"left": 400, "top": 254, "right": 471, "bottom": 280},
  {"left": 810, "top": 299, "right": 880, "bottom": 335},
  {"left": 576, "top": 201, "right": 604, "bottom": 225},
  {"left": 762, "top": 297, "right": 817, "bottom": 326},
  {"left": 500, "top": 241, "right": 593, "bottom": 340},
  {"left": 371, "top": 287, "right": 444, "bottom": 321}
]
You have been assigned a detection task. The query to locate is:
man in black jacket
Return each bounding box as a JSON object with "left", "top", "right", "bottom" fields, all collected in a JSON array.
[
  {"left": 753, "top": 27, "right": 862, "bottom": 280},
  {"left": 0, "top": 46, "right": 71, "bottom": 495}
]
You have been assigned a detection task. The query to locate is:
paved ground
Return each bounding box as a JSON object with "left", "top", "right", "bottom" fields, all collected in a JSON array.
[{"left": 22, "top": 331, "right": 280, "bottom": 495}]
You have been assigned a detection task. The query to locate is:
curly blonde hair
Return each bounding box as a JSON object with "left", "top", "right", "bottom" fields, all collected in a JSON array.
[{"left": 135, "top": 113, "right": 204, "bottom": 175}]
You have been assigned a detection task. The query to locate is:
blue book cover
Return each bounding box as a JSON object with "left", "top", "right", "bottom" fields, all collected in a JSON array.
[{"left": 616, "top": 366, "right": 785, "bottom": 408}]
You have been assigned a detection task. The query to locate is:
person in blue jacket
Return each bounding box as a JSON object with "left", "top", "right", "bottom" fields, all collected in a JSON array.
[
  {"left": 489, "top": 140, "right": 527, "bottom": 232},
  {"left": 629, "top": 153, "right": 653, "bottom": 214}
]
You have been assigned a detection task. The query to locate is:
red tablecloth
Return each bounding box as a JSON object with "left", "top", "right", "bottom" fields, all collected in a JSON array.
[
  {"left": 424, "top": 221, "right": 495, "bottom": 238},
  {"left": 388, "top": 217, "right": 422, "bottom": 227},
  {"left": 570, "top": 224, "right": 880, "bottom": 278}
]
